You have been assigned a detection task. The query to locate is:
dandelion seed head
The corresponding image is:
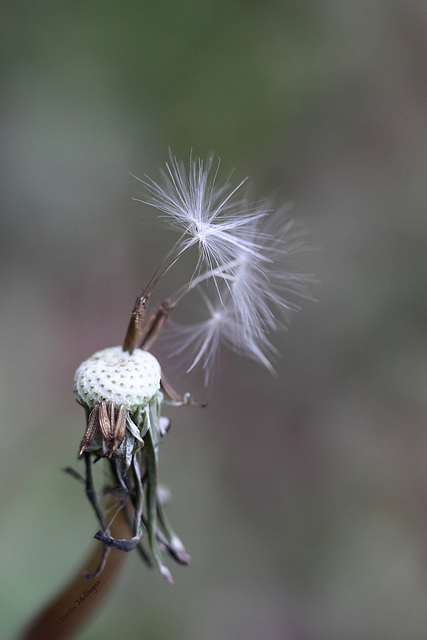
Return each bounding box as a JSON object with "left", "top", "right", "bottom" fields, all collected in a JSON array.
[{"left": 74, "top": 346, "right": 161, "bottom": 412}]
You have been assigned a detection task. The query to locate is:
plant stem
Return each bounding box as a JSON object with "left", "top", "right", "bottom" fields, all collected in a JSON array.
[{"left": 20, "top": 507, "right": 130, "bottom": 640}]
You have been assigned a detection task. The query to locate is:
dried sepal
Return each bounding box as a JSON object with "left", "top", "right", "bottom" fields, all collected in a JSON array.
[
  {"left": 110, "top": 404, "right": 127, "bottom": 457},
  {"left": 79, "top": 405, "right": 100, "bottom": 457},
  {"left": 78, "top": 400, "right": 130, "bottom": 459},
  {"left": 98, "top": 400, "right": 113, "bottom": 443}
]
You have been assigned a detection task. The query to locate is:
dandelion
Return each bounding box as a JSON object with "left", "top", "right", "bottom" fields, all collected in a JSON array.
[{"left": 68, "top": 152, "right": 312, "bottom": 585}]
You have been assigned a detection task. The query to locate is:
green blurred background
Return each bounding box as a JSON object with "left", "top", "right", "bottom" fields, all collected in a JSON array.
[{"left": 2, "top": 1, "right": 427, "bottom": 638}]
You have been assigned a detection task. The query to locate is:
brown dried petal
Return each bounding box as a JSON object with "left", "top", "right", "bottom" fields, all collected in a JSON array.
[{"left": 78, "top": 404, "right": 100, "bottom": 457}]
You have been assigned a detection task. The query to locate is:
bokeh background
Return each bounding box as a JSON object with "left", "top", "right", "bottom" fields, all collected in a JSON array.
[{"left": 2, "top": 1, "right": 427, "bottom": 638}]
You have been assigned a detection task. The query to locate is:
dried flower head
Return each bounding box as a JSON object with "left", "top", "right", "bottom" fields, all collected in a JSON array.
[{"left": 70, "top": 152, "right": 312, "bottom": 583}]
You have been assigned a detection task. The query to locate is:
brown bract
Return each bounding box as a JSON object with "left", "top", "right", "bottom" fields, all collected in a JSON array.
[{"left": 79, "top": 401, "right": 127, "bottom": 458}]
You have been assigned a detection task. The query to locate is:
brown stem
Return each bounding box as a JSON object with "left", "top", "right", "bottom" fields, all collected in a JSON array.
[{"left": 20, "top": 507, "right": 130, "bottom": 640}]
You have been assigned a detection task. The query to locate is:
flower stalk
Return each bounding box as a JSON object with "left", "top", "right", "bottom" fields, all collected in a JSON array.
[{"left": 20, "top": 504, "right": 130, "bottom": 640}]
